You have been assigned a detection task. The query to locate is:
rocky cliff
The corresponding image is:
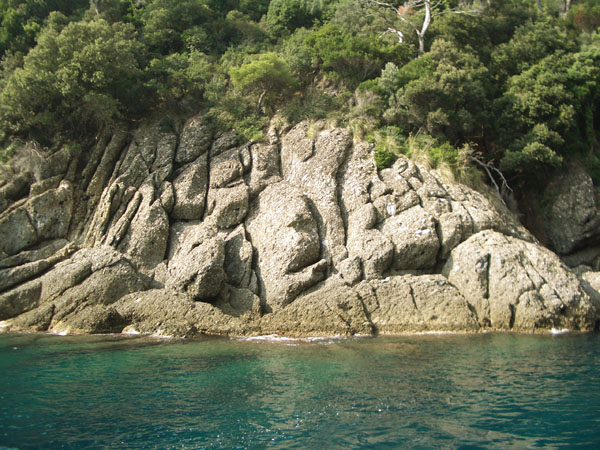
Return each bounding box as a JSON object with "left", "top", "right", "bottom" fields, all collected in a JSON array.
[{"left": 1, "top": 117, "right": 598, "bottom": 337}]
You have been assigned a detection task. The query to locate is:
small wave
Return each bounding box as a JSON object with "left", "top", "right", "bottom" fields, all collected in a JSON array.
[
  {"left": 238, "top": 334, "right": 344, "bottom": 343},
  {"left": 551, "top": 328, "right": 570, "bottom": 335},
  {"left": 151, "top": 329, "right": 174, "bottom": 339}
]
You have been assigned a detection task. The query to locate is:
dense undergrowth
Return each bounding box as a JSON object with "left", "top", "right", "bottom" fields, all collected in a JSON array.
[{"left": 1, "top": 0, "right": 599, "bottom": 193}]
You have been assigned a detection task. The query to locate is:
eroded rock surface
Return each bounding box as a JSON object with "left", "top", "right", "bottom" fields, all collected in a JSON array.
[
  {"left": 543, "top": 163, "right": 600, "bottom": 255},
  {"left": 1, "top": 117, "right": 598, "bottom": 336}
]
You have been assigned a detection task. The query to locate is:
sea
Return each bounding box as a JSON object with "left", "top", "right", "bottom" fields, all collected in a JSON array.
[{"left": 1, "top": 331, "right": 599, "bottom": 449}]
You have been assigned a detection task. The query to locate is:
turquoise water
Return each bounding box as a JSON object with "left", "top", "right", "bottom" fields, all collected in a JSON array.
[{"left": 1, "top": 333, "right": 599, "bottom": 449}]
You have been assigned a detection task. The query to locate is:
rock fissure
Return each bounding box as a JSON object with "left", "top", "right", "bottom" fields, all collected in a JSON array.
[{"left": 2, "top": 119, "right": 598, "bottom": 336}]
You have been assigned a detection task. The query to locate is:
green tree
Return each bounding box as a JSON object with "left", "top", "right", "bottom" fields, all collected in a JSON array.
[
  {"left": 0, "top": 16, "right": 145, "bottom": 142},
  {"left": 490, "top": 19, "right": 576, "bottom": 85},
  {"left": 497, "top": 43, "right": 600, "bottom": 180},
  {"left": 0, "top": 0, "right": 89, "bottom": 56},
  {"left": 141, "top": 0, "right": 215, "bottom": 54},
  {"left": 229, "top": 52, "right": 298, "bottom": 113},
  {"left": 302, "top": 24, "right": 409, "bottom": 83},
  {"left": 145, "top": 50, "right": 213, "bottom": 104},
  {"left": 265, "top": 0, "right": 336, "bottom": 36},
  {"left": 383, "top": 39, "right": 490, "bottom": 143}
]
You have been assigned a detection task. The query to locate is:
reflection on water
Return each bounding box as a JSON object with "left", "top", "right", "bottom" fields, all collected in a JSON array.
[{"left": 1, "top": 333, "right": 599, "bottom": 449}]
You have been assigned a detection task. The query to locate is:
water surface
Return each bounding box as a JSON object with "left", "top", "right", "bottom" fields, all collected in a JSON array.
[{"left": 1, "top": 332, "right": 599, "bottom": 449}]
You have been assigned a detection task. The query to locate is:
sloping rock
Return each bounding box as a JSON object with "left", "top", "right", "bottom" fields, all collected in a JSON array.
[
  {"left": 380, "top": 206, "right": 440, "bottom": 270},
  {"left": 176, "top": 115, "right": 212, "bottom": 164},
  {"left": 356, "top": 275, "right": 479, "bottom": 333},
  {"left": 246, "top": 182, "right": 327, "bottom": 311},
  {"left": 166, "top": 236, "right": 226, "bottom": 301},
  {"left": 114, "top": 289, "right": 252, "bottom": 338},
  {"left": 259, "top": 280, "right": 373, "bottom": 337},
  {"left": 2, "top": 118, "right": 598, "bottom": 338},
  {"left": 543, "top": 163, "right": 600, "bottom": 254},
  {"left": 171, "top": 153, "right": 208, "bottom": 220},
  {"left": 0, "top": 181, "right": 73, "bottom": 255},
  {"left": 117, "top": 182, "right": 169, "bottom": 273},
  {"left": 0, "top": 247, "right": 146, "bottom": 330},
  {"left": 442, "top": 230, "right": 598, "bottom": 331}
]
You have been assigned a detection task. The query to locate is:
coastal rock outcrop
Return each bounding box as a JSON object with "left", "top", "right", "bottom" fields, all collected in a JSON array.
[{"left": 1, "top": 118, "right": 598, "bottom": 337}]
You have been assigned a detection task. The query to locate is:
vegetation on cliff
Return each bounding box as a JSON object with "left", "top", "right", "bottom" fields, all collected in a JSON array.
[{"left": 1, "top": 0, "right": 599, "bottom": 191}]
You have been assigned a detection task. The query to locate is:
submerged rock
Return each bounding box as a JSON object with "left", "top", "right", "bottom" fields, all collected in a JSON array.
[{"left": 1, "top": 119, "right": 598, "bottom": 337}]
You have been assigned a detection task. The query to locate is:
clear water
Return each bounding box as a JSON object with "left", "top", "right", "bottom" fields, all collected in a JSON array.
[{"left": 1, "top": 332, "right": 599, "bottom": 449}]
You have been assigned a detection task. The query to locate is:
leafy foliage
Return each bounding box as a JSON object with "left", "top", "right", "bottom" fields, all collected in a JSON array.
[
  {"left": 0, "top": 0, "right": 598, "bottom": 194},
  {"left": 0, "top": 16, "right": 145, "bottom": 142}
]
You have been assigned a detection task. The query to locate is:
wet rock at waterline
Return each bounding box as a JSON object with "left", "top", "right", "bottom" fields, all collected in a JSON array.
[{"left": 1, "top": 118, "right": 598, "bottom": 336}]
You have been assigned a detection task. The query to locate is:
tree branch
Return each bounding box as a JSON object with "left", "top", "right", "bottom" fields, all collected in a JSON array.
[{"left": 469, "top": 154, "right": 512, "bottom": 203}]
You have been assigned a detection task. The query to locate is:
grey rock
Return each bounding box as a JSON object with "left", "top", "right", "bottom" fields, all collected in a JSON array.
[
  {"left": 209, "top": 147, "right": 245, "bottom": 188},
  {"left": 359, "top": 275, "right": 479, "bottom": 333},
  {"left": 338, "top": 257, "right": 362, "bottom": 286},
  {"left": 259, "top": 280, "right": 373, "bottom": 337},
  {"left": 574, "top": 266, "right": 600, "bottom": 304},
  {"left": 0, "top": 239, "right": 69, "bottom": 269},
  {"left": 211, "top": 131, "right": 240, "bottom": 156},
  {"left": 206, "top": 183, "right": 249, "bottom": 230},
  {"left": 176, "top": 115, "right": 212, "bottom": 164},
  {"left": 0, "top": 172, "right": 32, "bottom": 213},
  {"left": 347, "top": 203, "right": 394, "bottom": 279},
  {"left": 30, "top": 175, "right": 62, "bottom": 197},
  {"left": 247, "top": 142, "right": 282, "bottom": 197},
  {"left": 0, "top": 208, "right": 38, "bottom": 256},
  {"left": 339, "top": 142, "right": 374, "bottom": 214},
  {"left": 118, "top": 182, "right": 169, "bottom": 272},
  {"left": 39, "top": 148, "right": 71, "bottom": 180},
  {"left": 2, "top": 119, "right": 598, "bottom": 338},
  {"left": 171, "top": 153, "right": 208, "bottom": 220},
  {"left": 247, "top": 182, "right": 327, "bottom": 310},
  {"left": 0, "top": 242, "right": 76, "bottom": 292},
  {"left": 159, "top": 181, "right": 175, "bottom": 213},
  {"left": 0, "top": 181, "right": 73, "bottom": 255},
  {"left": 281, "top": 124, "right": 352, "bottom": 264},
  {"left": 167, "top": 237, "right": 226, "bottom": 301},
  {"left": 51, "top": 305, "right": 126, "bottom": 334},
  {"left": 115, "top": 289, "right": 251, "bottom": 338},
  {"left": 85, "top": 130, "right": 129, "bottom": 201},
  {"left": 26, "top": 181, "right": 74, "bottom": 242},
  {"left": 224, "top": 225, "right": 254, "bottom": 288},
  {"left": 380, "top": 206, "right": 440, "bottom": 270},
  {"left": 0, "top": 247, "right": 144, "bottom": 324},
  {"left": 544, "top": 163, "right": 600, "bottom": 254},
  {"left": 7, "top": 303, "right": 55, "bottom": 332},
  {"left": 214, "top": 286, "right": 261, "bottom": 318},
  {"left": 443, "top": 230, "right": 598, "bottom": 331}
]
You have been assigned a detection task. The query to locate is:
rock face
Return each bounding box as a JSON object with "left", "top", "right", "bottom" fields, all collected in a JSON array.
[
  {"left": 528, "top": 163, "right": 600, "bottom": 257},
  {"left": 1, "top": 119, "right": 598, "bottom": 337}
]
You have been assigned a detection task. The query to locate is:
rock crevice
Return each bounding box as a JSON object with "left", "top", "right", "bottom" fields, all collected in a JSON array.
[{"left": 1, "top": 117, "right": 598, "bottom": 336}]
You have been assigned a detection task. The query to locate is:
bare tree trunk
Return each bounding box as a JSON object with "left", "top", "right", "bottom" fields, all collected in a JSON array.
[
  {"left": 367, "top": 0, "right": 482, "bottom": 58},
  {"left": 536, "top": 0, "right": 543, "bottom": 13},
  {"left": 257, "top": 90, "right": 266, "bottom": 115},
  {"left": 416, "top": 0, "right": 432, "bottom": 57}
]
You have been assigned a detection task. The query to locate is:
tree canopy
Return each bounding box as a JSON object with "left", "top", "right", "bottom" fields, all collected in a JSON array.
[{"left": 0, "top": 0, "right": 599, "bottom": 190}]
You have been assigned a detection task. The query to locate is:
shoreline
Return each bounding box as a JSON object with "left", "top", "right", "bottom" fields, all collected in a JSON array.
[{"left": 0, "top": 327, "right": 591, "bottom": 343}]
